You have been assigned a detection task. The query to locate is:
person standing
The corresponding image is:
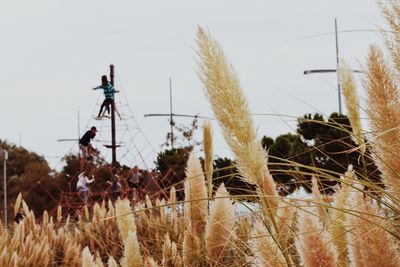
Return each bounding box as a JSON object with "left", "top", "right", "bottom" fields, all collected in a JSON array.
[{"left": 79, "top": 126, "right": 97, "bottom": 171}]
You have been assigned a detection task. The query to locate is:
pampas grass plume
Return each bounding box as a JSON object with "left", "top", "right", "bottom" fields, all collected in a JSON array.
[
  {"left": 296, "top": 208, "right": 337, "bottom": 267},
  {"left": 120, "top": 231, "right": 142, "bottom": 267},
  {"left": 203, "top": 120, "right": 214, "bottom": 198},
  {"left": 184, "top": 152, "right": 208, "bottom": 236},
  {"left": 115, "top": 199, "right": 136, "bottom": 240},
  {"left": 205, "top": 183, "right": 236, "bottom": 264}
]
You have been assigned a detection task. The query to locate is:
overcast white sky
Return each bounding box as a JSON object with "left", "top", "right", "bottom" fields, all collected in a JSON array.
[{"left": 0, "top": 1, "right": 388, "bottom": 169}]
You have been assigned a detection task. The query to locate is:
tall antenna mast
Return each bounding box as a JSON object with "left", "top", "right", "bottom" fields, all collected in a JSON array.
[
  {"left": 169, "top": 77, "right": 174, "bottom": 149},
  {"left": 110, "top": 64, "right": 117, "bottom": 166}
]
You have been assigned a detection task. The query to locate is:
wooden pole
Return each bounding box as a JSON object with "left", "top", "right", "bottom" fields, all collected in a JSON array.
[{"left": 110, "top": 64, "right": 117, "bottom": 166}]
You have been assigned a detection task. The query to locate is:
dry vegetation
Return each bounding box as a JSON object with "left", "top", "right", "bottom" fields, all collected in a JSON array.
[{"left": 4, "top": 1, "right": 400, "bottom": 266}]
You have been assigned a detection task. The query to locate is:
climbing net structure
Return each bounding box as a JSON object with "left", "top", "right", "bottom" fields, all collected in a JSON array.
[{"left": 85, "top": 74, "right": 157, "bottom": 169}]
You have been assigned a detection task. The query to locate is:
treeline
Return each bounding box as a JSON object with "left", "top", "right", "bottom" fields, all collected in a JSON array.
[{"left": 0, "top": 112, "right": 381, "bottom": 217}]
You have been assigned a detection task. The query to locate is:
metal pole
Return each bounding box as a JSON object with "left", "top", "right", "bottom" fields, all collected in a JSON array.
[
  {"left": 2, "top": 150, "right": 8, "bottom": 229},
  {"left": 110, "top": 64, "right": 117, "bottom": 166},
  {"left": 169, "top": 77, "right": 174, "bottom": 149},
  {"left": 335, "top": 18, "right": 342, "bottom": 115}
]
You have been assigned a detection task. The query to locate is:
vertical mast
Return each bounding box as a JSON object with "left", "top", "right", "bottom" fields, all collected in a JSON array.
[
  {"left": 110, "top": 64, "right": 117, "bottom": 166},
  {"left": 169, "top": 77, "right": 174, "bottom": 149}
]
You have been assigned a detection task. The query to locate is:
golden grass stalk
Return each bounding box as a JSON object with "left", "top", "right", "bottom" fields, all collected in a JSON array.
[
  {"left": 346, "top": 187, "right": 400, "bottom": 267},
  {"left": 329, "top": 166, "right": 354, "bottom": 267},
  {"left": 205, "top": 183, "right": 235, "bottom": 265},
  {"left": 251, "top": 219, "right": 286, "bottom": 267},
  {"left": 196, "top": 26, "right": 279, "bottom": 210},
  {"left": 363, "top": 45, "right": 400, "bottom": 202},
  {"left": 184, "top": 152, "right": 208, "bottom": 236},
  {"left": 295, "top": 208, "right": 337, "bottom": 267},
  {"left": 339, "top": 62, "right": 365, "bottom": 155},
  {"left": 120, "top": 231, "right": 142, "bottom": 267},
  {"left": 203, "top": 120, "right": 214, "bottom": 198},
  {"left": 14, "top": 192, "right": 22, "bottom": 216},
  {"left": 115, "top": 199, "right": 136, "bottom": 240}
]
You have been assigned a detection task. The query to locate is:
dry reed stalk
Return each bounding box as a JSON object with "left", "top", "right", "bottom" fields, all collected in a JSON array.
[
  {"left": 295, "top": 208, "right": 337, "bottom": 267},
  {"left": 184, "top": 152, "right": 208, "bottom": 237},
  {"left": 205, "top": 183, "right": 235, "bottom": 265},
  {"left": 120, "top": 231, "right": 142, "bottom": 267},
  {"left": 339, "top": 63, "right": 365, "bottom": 154},
  {"left": 203, "top": 120, "right": 214, "bottom": 198},
  {"left": 115, "top": 199, "right": 136, "bottom": 241},
  {"left": 329, "top": 166, "right": 354, "bottom": 267},
  {"left": 346, "top": 188, "right": 400, "bottom": 267},
  {"left": 363, "top": 45, "right": 400, "bottom": 202},
  {"left": 251, "top": 219, "right": 286, "bottom": 267},
  {"left": 196, "top": 27, "right": 279, "bottom": 211}
]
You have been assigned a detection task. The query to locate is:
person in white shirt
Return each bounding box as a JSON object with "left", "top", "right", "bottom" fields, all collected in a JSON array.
[{"left": 76, "top": 167, "right": 95, "bottom": 204}]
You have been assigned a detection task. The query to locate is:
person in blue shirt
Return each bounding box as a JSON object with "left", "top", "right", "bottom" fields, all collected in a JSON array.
[{"left": 93, "top": 75, "right": 120, "bottom": 119}]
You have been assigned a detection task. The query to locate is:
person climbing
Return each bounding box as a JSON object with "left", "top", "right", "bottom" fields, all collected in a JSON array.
[
  {"left": 93, "top": 75, "right": 121, "bottom": 119},
  {"left": 79, "top": 126, "right": 97, "bottom": 171},
  {"left": 76, "top": 166, "right": 95, "bottom": 204}
]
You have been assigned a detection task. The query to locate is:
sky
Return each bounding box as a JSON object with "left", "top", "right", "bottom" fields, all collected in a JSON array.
[{"left": 0, "top": 0, "right": 388, "bottom": 170}]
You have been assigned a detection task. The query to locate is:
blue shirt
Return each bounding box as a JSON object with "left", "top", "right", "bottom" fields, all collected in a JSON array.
[{"left": 94, "top": 83, "right": 116, "bottom": 100}]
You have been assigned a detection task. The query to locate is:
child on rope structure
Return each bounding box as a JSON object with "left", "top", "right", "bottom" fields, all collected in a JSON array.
[
  {"left": 76, "top": 166, "right": 95, "bottom": 204},
  {"left": 79, "top": 126, "right": 97, "bottom": 171},
  {"left": 93, "top": 75, "right": 122, "bottom": 119}
]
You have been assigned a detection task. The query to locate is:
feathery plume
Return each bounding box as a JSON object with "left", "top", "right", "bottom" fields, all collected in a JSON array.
[
  {"left": 346, "top": 187, "right": 400, "bottom": 267},
  {"left": 311, "top": 176, "right": 329, "bottom": 222},
  {"left": 182, "top": 228, "right": 201, "bottom": 267},
  {"left": 296, "top": 208, "right": 337, "bottom": 267},
  {"left": 205, "top": 183, "right": 236, "bottom": 265},
  {"left": 203, "top": 120, "right": 214, "bottom": 198},
  {"left": 57, "top": 205, "right": 62, "bottom": 223},
  {"left": 184, "top": 152, "right": 208, "bottom": 236},
  {"left": 363, "top": 45, "right": 400, "bottom": 202},
  {"left": 144, "top": 256, "right": 158, "bottom": 267},
  {"left": 329, "top": 166, "right": 353, "bottom": 267},
  {"left": 115, "top": 199, "right": 136, "bottom": 240},
  {"left": 107, "top": 257, "right": 119, "bottom": 267},
  {"left": 339, "top": 62, "right": 365, "bottom": 154},
  {"left": 120, "top": 231, "right": 142, "bottom": 267},
  {"left": 82, "top": 246, "right": 96, "bottom": 267},
  {"left": 251, "top": 219, "right": 286, "bottom": 267},
  {"left": 380, "top": 0, "right": 400, "bottom": 77},
  {"left": 196, "top": 26, "right": 279, "bottom": 211},
  {"left": 14, "top": 192, "right": 22, "bottom": 216}
]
